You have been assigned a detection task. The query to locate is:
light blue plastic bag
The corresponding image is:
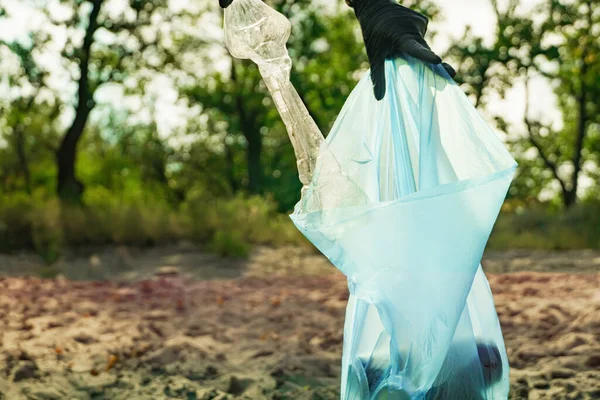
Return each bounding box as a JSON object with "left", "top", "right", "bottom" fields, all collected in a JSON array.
[{"left": 291, "top": 57, "right": 516, "bottom": 399}]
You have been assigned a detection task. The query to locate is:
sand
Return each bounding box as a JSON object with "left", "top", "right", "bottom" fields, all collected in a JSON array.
[{"left": 0, "top": 247, "right": 599, "bottom": 400}]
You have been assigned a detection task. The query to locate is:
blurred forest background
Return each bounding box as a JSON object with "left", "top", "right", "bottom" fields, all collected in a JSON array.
[{"left": 0, "top": 0, "right": 598, "bottom": 263}]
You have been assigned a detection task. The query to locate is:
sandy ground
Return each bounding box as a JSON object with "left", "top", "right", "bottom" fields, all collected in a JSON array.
[
  {"left": 2, "top": 245, "right": 599, "bottom": 281},
  {"left": 0, "top": 247, "right": 599, "bottom": 400}
]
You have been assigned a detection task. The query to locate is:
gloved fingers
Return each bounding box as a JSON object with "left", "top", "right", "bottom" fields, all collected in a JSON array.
[
  {"left": 441, "top": 62, "right": 457, "bottom": 78},
  {"left": 370, "top": 59, "right": 387, "bottom": 101},
  {"left": 219, "top": 0, "right": 234, "bottom": 8},
  {"left": 400, "top": 37, "right": 442, "bottom": 65}
]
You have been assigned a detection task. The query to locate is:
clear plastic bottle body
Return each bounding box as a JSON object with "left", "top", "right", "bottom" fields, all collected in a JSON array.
[{"left": 224, "top": 0, "right": 323, "bottom": 190}]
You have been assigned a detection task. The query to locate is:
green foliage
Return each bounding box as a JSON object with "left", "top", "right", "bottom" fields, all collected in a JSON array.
[
  {"left": 0, "top": 0, "right": 598, "bottom": 261},
  {"left": 182, "top": 190, "right": 304, "bottom": 249},
  {"left": 489, "top": 201, "right": 600, "bottom": 250},
  {"left": 30, "top": 200, "right": 63, "bottom": 264},
  {"left": 74, "top": 185, "right": 183, "bottom": 247},
  {"left": 37, "top": 265, "right": 61, "bottom": 279},
  {"left": 0, "top": 193, "right": 35, "bottom": 252},
  {"left": 2, "top": 187, "right": 598, "bottom": 264},
  {"left": 209, "top": 231, "right": 251, "bottom": 258},
  {"left": 0, "top": 186, "right": 305, "bottom": 262},
  {"left": 446, "top": 0, "right": 600, "bottom": 207},
  {"left": 0, "top": 195, "right": 63, "bottom": 262}
]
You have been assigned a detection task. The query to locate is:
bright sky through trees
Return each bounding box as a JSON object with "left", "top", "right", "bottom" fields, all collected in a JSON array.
[{"left": 1, "top": 0, "right": 558, "bottom": 140}]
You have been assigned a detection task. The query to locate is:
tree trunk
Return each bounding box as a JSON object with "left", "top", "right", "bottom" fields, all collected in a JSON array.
[
  {"left": 245, "top": 129, "right": 262, "bottom": 193},
  {"left": 56, "top": 0, "right": 103, "bottom": 202},
  {"left": 231, "top": 60, "right": 262, "bottom": 194},
  {"left": 567, "top": 60, "right": 588, "bottom": 208},
  {"left": 56, "top": 107, "right": 91, "bottom": 201},
  {"left": 563, "top": 189, "right": 577, "bottom": 209},
  {"left": 13, "top": 127, "right": 31, "bottom": 194},
  {"left": 224, "top": 135, "right": 239, "bottom": 193}
]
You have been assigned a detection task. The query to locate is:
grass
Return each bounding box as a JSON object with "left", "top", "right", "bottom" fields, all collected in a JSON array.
[
  {"left": 1, "top": 190, "right": 598, "bottom": 264},
  {"left": 488, "top": 202, "right": 600, "bottom": 250},
  {"left": 0, "top": 191, "right": 306, "bottom": 262}
]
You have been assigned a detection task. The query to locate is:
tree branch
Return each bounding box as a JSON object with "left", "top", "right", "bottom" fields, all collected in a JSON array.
[
  {"left": 523, "top": 76, "right": 569, "bottom": 197},
  {"left": 570, "top": 26, "right": 590, "bottom": 202},
  {"left": 75, "top": 0, "right": 103, "bottom": 112},
  {"left": 490, "top": 0, "right": 502, "bottom": 25}
]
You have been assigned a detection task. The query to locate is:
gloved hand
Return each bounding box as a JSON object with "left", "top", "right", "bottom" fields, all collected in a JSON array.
[
  {"left": 347, "top": 0, "right": 456, "bottom": 100},
  {"left": 220, "top": 0, "right": 233, "bottom": 8}
]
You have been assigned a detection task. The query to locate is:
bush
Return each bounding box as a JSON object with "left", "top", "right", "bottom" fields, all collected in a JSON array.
[
  {"left": 181, "top": 190, "right": 304, "bottom": 249},
  {"left": 562, "top": 201, "right": 600, "bottom": 248},
  {"left": 81, "top": 186, "right": 184, "bottom": 246},
  {"left": 209, "top": 230, "right": 251, "bottom": 258},
  {"left": 0, "top": 193, "right": 35, "bottom": 252},
  {"left": 3, "top": 187, "right": 596, "bottom": 263},
  {"left": 488, "top": 202, "right": 600, "bottom": 250},
  {"left": 0, "top": 187, "right": 306, "bottom": 262},
  {"left": 0, "top": 196, "right": 63, "bottom": 262},
  {"left": 31, "top": 200, "right": 63, "bottom": 264}
]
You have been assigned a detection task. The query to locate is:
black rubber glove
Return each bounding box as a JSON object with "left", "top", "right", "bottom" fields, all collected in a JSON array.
[
  {"left": 347, "top": 0, "right": 456, "bottom": 100},
  {"left": 220, "top": 0, "right": 233, "bottom": 8}
]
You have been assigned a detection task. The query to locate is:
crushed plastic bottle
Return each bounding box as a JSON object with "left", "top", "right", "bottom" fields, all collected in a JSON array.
[
  {"left": 224, "top": 0, "right": 322, "bottom": 190},
  {"left": 223, "top": 0, "right": 368, "bottom": 211}
]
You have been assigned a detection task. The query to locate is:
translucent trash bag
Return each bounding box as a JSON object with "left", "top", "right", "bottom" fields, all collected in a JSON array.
[{"left": 291, "top": 57, "right": 517, "bottom": 399}]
